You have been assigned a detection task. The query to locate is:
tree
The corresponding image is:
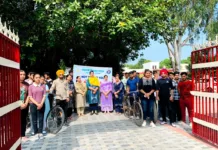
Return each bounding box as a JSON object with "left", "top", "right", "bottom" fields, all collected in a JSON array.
[
  {"left": 125, "top": 58, "right": 151, "bottom": 69},
  {"left": 181, "top": 57, "right": 191, "bottom": 64},
  {"left": 0, "top": 0, "right": 176, "bottom": 77},
  {"left": 160, "top": 58, "right": 172, "bottom": 69},
  {"left": 160, "top": 0, "right": 217, "bottom": 72}
]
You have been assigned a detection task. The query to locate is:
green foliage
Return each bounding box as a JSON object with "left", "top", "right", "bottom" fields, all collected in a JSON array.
[
  {"left": 160, "top": 58, "right": 172, "bottom": 69},
  {"left": 58, "top": 59, "right": 66, "bottom": 71},
  {"left": 125, "top": 58, "right": 151, "bottom": 69},
  {"left": 0, "top": 0, "right": 176, "bottom": 76},
  {"left": 162, "top": 0, "right": 217, "bottom": 42},
  {"left": 181, "top": 57, "right": 191, "bottom": 64},
  {"left": 160, "top": 0, "right": 217, "bottom": 71}
]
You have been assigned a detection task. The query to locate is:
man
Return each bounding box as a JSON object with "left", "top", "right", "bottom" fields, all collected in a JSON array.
[
  {"left": 153, "top": 71, "right": 159, "bottom": 83},
  {"left": 44, "top": 72, "right": 53, "bottom": 88},
  {"left": 156, "top": 69, "right": 175, "bottom": 126},
  {"left": 50, "top": 70, "right": 70, "bottom": 125},
  {"left": 68, "top": 70, "right": 76, "bottom": 113},
  {"left": 168, "top": 72, "right": 174, "bottom": 80},
  {"left": 136, "top": 72, "right": 140, "bottom": 78},
  {"left": 153, "top": 71, "right": 161, "bottom": 120},
  {"left": 126, "top": 71, "right": 138, "bottom": 106},
  {"left": 44, "top": 72, "right": 53, "bottom": 109},
  {"left": 122, "top": 72, "right": 129, "bottom": 90},
  {"left": 20, "top": 70, "right": 29, "bottom": 141},
  {"left": 172, "top": 72, "right": 181, "bottom": 123},
  {"left": 178, "top": 72, "right": 194, "bottom": 127},
  {"left": 133, "top": 70, "right": 139, "bottom": 83},
  {"left": 25, "top": 72, "right": 34, "bottom": 85},
  {"left": 66, "top": 74, "right": 74, "bottom": 119},
  {"left": 69, "top": 70, "right": 73, "bottom": 77}
]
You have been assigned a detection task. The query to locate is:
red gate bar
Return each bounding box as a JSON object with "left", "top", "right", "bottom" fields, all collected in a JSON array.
[
  {"left": 191, "top": 45, "right": 218, "bottom": 146},
  {"left": 0, "top": 19, "right": 21, "bottom": 150}
]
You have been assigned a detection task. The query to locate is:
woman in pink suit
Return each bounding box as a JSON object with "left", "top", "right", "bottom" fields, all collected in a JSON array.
[{"left": 100, "top": 75, "right": 113, "bottom": 113}]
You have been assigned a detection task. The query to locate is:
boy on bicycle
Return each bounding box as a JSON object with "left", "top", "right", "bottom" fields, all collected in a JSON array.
[{"left": 126, "top": 71, "right": 138, "bottom": 109}]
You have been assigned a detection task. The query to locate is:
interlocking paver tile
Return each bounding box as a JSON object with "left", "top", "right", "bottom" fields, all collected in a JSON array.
[{"left": 22, "top": 113, "right": 217, "bottom": 150}]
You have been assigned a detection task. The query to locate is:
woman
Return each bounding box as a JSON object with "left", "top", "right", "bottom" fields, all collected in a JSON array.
[
  {"left": 20, "top": 70, "right": 30, "bottom": 142},
  {"left": 28, "top": 74, "right": 46, "bottom": 139},
  {"left": 40, "top": 76, "right": 50, "bottom": 135},
  {"left": 139, "top": 69, "right": 156, "bottom": 127},
  {"left": 100, "top": 75, "right": 113, "bottom": 113},
  {"left": 113, "top": 76, "right": 124, "bottom": 114},
  {"left": 75, "top": 76, "right": 87, "bottom": 116},
  {"left": 86, "top": 71, "right": 100, "bottom": 115}
]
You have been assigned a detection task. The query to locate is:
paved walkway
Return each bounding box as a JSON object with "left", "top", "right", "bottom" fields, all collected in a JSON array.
[{"left": 22, "top": 113, "right": 217, "bottom": 150}]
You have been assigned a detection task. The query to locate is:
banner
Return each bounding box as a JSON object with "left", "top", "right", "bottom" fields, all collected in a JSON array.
[{"left": 73, "top": 65, "right": 113, "bottom": 83}]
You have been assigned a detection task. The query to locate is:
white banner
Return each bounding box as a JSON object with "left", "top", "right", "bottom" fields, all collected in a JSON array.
[{"left": 73, "top": 65, "right": 113, "bottom": 83}]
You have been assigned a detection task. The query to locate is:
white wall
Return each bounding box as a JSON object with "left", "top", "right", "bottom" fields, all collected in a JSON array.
[{"left": 143, "top": 62, "right": 159, "bottom": 70}]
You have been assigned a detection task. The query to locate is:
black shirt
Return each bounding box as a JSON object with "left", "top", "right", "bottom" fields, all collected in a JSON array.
[
  {"left": 156, "top": 78, "right": 173, "bottom": 98},
  {"left": 138, "top": 78, "right": 156, "bottom": 99}
]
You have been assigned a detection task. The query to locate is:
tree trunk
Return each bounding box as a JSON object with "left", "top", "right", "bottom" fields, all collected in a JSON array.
[{"left": 166, "top": 36, "right": 182, "bottom": 72}]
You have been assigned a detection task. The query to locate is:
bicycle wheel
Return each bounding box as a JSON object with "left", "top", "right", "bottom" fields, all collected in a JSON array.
[
  {"left": 133, "top": 102, "right": 143, "bottom": 126},
  {"left": 46, "top": 106, "right": 65, "bottom": 134},
  {"left": 153, "top": 100, "right": 158, "bottom": 124}
]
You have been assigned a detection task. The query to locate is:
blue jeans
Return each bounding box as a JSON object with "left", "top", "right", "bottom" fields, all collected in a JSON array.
[
  {"left": 30, "top": 103, "right": 45, "bottom": 134},
  {"left": 141, "top": 98, "right": 154, "bottom": 121}
]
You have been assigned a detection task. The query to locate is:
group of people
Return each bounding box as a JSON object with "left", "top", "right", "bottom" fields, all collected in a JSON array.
[
  {"left": 20, "top": 68, "right": 194, "bottom": 141},
  {"left": 20, "top": 69, "right": 76, "bottom": 141},
  {"left": 120, "top": 69, "right": 194, "bottom": 128}
]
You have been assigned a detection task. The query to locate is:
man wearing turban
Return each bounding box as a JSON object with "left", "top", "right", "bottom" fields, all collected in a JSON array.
[
  {"left": 50, "top": 70, "right": 70, "bottom": 125},
  {"left": 156, "top": 69, "right": 175, "bottom": 127}
]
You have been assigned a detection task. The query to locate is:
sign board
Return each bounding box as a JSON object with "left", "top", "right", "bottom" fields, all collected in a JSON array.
[{"left": 73, "top": 65, "right": 113, "bottom": 83}]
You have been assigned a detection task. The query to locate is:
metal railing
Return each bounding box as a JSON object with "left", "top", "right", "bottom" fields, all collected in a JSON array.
[
  {"left": 0, "top": 19, "right": 21, "bottom": 150},
  {"left": 191, "top": 45, "right": 218, "bottom": 146}
]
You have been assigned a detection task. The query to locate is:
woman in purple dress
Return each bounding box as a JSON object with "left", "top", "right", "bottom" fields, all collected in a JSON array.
[{"left": 100, "top": 75, "right": 113, "bottom": 113}]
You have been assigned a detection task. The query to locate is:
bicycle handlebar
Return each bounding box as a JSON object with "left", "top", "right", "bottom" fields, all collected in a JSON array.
[{"left": 127, "top": 91, "right": 138, "bottom": 95}]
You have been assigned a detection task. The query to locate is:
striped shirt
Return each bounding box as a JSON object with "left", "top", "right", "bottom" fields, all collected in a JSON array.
[{"left": 172, "top": 80, "right": 180, "bottom": 100}]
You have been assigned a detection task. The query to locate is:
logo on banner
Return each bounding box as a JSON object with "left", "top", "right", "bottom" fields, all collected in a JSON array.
[
  {"left": 106, "top": 70, "right": 111, "bottom": 74},
  {"left": 76, "top": 69, "right": 80, "bottom": 73}
]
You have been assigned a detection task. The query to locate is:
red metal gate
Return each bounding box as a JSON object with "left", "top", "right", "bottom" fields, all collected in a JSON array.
[
  {"left": 0, "top": 20, "right": 21, "bottom": 149},
  {"left": 191, "top": 45, "right": 218, "bottom": 146}
]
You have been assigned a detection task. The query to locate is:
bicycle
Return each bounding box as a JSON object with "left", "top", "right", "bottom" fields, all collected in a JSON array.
[
  {"left": 46, "top": 97, "right": 65, "bottom": 134},
  {"left": 123, "top": 91, "right": 144, "bottom": 127}
]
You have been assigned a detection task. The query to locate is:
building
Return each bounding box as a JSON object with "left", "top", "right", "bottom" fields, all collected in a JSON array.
[
  {"left": 143, "top": 62, "right": 159, "bottom": 71},
  {"left": 123, "top": 61, "right": 189, "bottom": 76}
]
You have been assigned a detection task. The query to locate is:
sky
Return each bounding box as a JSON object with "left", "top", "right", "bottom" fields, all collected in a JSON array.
[{"left": 127, "top": 34, "right": 207, "bottom": 64}]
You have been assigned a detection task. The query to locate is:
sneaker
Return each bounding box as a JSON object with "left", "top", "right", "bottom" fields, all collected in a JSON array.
[
  {"left": 159, "top": 117, "right": 163, "bottom": 121},
  {"left": 38, "top": 134, "right": 45, "bottom": 140},
  {"left": 95, "top": 111, "right": 98, "bottom": 115},
  {"left": 171, "top": 123, "right": 176, "bottom": 127},
  {"left": 166, "top": 117, "right": 170, "bottom": 121},
  {"left": 160, "top": 121, "right": 167, "bottom": 125},
  {"left": 142, "top": 121, "right": 146, "bottom": 127},
  {"left": 150, "top": 122, "right": 156, "bottom": 127},
  {"left": 64, "top": 122, "right": 69, "bottom": 127},
  {"left": 42, "top": 131, "right": 47, "bottom": 136},
  {"left": 90, "top": 111, "right": 94, "bottom": 115},
  {"left": 31, "top": 132, "right": 35, "bottom": 136},
  {"left": 130, "top": 116, "right": 134, "bottom": 119}
]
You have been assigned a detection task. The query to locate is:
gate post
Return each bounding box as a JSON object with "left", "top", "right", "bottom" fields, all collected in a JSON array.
[
  {"left": 191, "top": 45, "right": 218, "bottom": 146},
  {"left": 0, "top": 18, "right": 21, "bottom": 150}
]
